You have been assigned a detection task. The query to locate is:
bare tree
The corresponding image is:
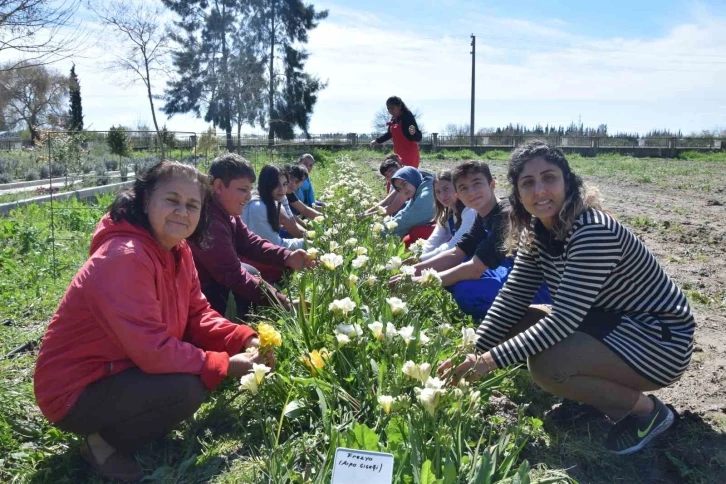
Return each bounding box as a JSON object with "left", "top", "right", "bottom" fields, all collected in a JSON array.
[
  {"left": 0, "top": 61, "right": 68, "bottom": 143},
  {"left": 91, "top": 1, "right": 169, "bottom": 154},
  {"left": 230, "top": 44, "right": 266, "bottom": 150},
  {"left": 0, "top": 0, "right": 86, "bottom": 71}
]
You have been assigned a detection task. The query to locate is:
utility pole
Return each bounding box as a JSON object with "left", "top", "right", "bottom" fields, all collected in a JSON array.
[{"left": 470, "top": 34, "right": 475, "bottom": 147}]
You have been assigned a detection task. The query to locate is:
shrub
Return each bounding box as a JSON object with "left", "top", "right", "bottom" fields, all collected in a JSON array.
[
  {"left": 120, "top": 164, "right": 128, "bottom": 182},
  {"left": 95, "top": 164, "right": 109, "bottom": 186},
  {"left": 0, "top": 173, "right": 12, "bottom": 184},
  {"left": 105, "top": 159, "right": 119, "bottom": 171},
  {"left": 81, "top": 163, "right": 93, "bottom": 174},
  {"left": 0, "top": 159, "right": 9, "bottom": 174},
  {"left": 107, "top": 126, "right": 130, "bottom": 158},
  {"left": 24, "top": 170, "right": 39, "bottom": 181}
]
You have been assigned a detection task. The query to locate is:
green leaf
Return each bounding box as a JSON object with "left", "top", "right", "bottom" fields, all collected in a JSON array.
[
  {"left": 283, "top": 399, "right": 305, "bottom": 419},
  {"left": 511, "top": 460, "right": 531, "bottom": 484},
  {"left": 385, "top": 416, "right": 408, "bottom": 449},
  {"left": 419, "top": 460, "right": 440, "bottom": 484},
  {"left": 345, "top": 422, "right": 380, "bottom": 451},
  {"left": 442, "top": 461, "right": 457, "bottom": 484}
]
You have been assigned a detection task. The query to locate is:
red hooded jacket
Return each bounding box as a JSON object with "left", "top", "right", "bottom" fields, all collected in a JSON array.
[{"left": 34, "top": 215, "right": 257, "bottom": 423}]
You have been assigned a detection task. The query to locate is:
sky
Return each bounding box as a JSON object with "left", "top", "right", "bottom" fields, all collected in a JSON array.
[{"left": 8, "top": 0, "right": 726, "bottom": 136}]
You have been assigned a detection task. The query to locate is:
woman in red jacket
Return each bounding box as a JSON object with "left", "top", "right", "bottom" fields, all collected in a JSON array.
[
  {"left": 34, "top": 160, "right": 270, "bottom": 481},
  {"left": 370, "top": 96, "right": 423, "bottom": 168}
]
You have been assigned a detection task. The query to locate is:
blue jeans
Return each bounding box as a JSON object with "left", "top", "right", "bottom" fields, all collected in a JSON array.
[{"left": 447, "top": 257, "right": 552, "bottom": 320}]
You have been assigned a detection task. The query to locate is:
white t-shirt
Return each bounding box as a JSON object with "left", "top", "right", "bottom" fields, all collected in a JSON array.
[{"left": 419, "top": 207, "right": 476, "bottom": 262}]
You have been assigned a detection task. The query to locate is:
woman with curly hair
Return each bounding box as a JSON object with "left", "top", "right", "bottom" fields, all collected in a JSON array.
[{"left": 440, "top": 140, "right": 694, "bottom": 456}]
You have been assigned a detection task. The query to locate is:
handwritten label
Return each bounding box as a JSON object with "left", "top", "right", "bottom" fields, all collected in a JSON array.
[{"left": 331, "top": 447, "right": 394, "bottom": 484}]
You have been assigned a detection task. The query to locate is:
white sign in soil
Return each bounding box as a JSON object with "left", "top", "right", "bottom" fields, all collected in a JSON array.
[{"left": 331, "top": 447, "right": 394, "bottom": 484}]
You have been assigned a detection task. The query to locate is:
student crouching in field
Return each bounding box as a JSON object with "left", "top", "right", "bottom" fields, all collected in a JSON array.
[
  {"left": 439, "top": 141, "right": 694, "bottom": 455},
  {"left": 393, "top": 161, "right": 550, "bottom": 319},
  {"left": 358, "top": 154, "right": 406, "bottom": 219},
  {"left": 190, "top": 154, "right": 312, "bottom": 317},
  {"left": 283, "top": 164, "right": 322, "bottom": 222},
  {"left": 34, "top": 160, "right": 273, "bottom": 481},
  {"left": 384, "top": 166, "right": 436, "bottom": 248},
  {"left": 243, "top": 164, "right": 306, "bottom": 250},
  {"left": 417, "top": 169, "right": 476, "bottom": 262},
  {"left": 294, "top": 153, "right": 324, "bottom": 209}
]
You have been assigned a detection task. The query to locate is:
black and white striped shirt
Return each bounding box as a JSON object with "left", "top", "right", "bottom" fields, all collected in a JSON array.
[{"left": 476, "top": 209, "right": 695, "bottom": 386}]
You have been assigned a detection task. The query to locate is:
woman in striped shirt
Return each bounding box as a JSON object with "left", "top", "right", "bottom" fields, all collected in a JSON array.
[{"left": 439, "top": 140, "right": 694, "bottom": 455}]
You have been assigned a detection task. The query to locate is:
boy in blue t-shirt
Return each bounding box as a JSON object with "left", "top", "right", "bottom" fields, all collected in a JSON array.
[{"left": 294, "top": 154, "right": 325, "bottom": 208}]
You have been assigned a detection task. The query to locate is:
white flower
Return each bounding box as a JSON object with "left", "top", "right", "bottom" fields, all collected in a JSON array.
[
  {"left": 336, "top": 323, "right": 363, "bottom": 338},
  {"left": 402, "top": 361, "right": 432, "bottom": 383},
  {"left": 418, "top": 329, "right": 430, "bottom": 345},
  {"left": 372, "top": 222, "right": 384, "bottom": 233},
  {"left": 306, "top": 230, "right": 316, "bottom": 239},
  {"left": 400, "top": 265, "right": 416, "bottom": 277},
  {"left": 239, "top": 373, "right": 259, "bottom": 393},
  {"left": 439, "top": 323, "right": 453, "bottom": 336},
  {"left": 320, "top": 253, "right": 343, "bottom": 271},
  {"left": 461, "top": 327, "right": 477, "bottom": 350},
  {"left": 329, "top": 297, "right": 356, "bottom": 315},
  {"left": 365, "top": 275, "right": 378, "bottom": 287},
  {"left": 368, "top": 321, "right": 384, "bottom": 341},
  {"left": 416, "top": 387, "right": 443, "bottom": 417},
  {"left": 345, "top": 237, "right": 358, "bottom": 247},
  {"left": 385, "top": 257, "right": 402, "bottom": 271},
  {"left": 336, "top": 333, "right": 351, "bottom": 346},
  {"left": 385, "top": 322, "right": 397, "bottom": 340},
  {"left": 398, "top": 325, "right": 417, "bottom": 345},
  {"left": 385, "top": 220, "right": 398, "bottom": 231},
  {"left": 348, "top": 274, "right": 359, "bottom": 286},
  {"left": 420, "top": 268, "right": 442, "bottom": 286},
  {"left": 374, "top": 264, "right": 385, "bottom": 272},
  {"left": 329, "top": 241, "right": 340, "bottom": 252},
  {"left": 353, "top": 246, "right": 368, "bottom": 256},
  {"left": 351, "top": 255, "right": 369, "bottom": 269},
  {"left": 387, "top": 297, "right": 408, "bottom": 315},
  {"left": 377, "top": 205, "right": 387, "bottom": 216},
  {"left": 307, "top": 247, "right": 319, "bottom": 260},
  {"left": 313, "top": 216, "right": 325, "bottom": 223},
  {"left": 252, "top": 363, "right": 271, "bottom": 384},
  {"left": 325, "top": 227, "right": 339, "bottom": 236},
  {"left": 377, "top": 394, "right": 394, "bottom": 414},
  {"left": 424, "top": 376, "right": 445, "bottom": 390}
]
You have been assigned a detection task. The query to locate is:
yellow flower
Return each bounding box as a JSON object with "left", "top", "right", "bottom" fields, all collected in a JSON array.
[
  {"left": 258, "top": 323, "right": 282, "bottom": 349},
  {"left": 302, "top": 348, "right": 329, "bottom": 374}
]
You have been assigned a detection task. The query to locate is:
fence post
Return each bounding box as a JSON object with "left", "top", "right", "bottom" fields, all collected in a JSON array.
[
  {"left": 432, "top": 133, "right": 438, "bottom": 151},
  {"left": 670, "top": 137, "right": 677, "bottom": 158}
]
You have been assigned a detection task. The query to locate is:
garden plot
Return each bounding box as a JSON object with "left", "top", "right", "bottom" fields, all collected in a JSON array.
[{"left": 0, "top": 151, "right": 724, "bottom": 483}]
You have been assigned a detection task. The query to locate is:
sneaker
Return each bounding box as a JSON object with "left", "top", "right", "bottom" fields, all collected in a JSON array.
[
  {"left": 80, "top": 437, "right": 144, "bottom": 482},
  {"left": 604, "top": 395, "right": 674, "bottom": 455}
]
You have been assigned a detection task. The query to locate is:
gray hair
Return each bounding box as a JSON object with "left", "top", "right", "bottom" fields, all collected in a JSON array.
[{"left": 297, "top": 153, "right": 315, "bottom": 164}]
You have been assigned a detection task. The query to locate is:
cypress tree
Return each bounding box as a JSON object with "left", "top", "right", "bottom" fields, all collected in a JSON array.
[{"left": 68, "top": 64, "right": 84, "bottom": 131}]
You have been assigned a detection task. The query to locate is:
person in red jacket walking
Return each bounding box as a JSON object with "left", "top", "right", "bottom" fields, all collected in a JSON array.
[
  {"left": 34, "top": 160, "right": 271, "bottom": 482},
  {"left": 370, "top": 96, "right": 423, "bottom": 168},
  {"left": 189, "top": 153, "right": 312, "bottom": 317}
]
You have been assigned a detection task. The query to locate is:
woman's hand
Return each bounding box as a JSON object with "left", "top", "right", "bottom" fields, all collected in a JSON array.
[
  {"left": 437, "top": 352, "right": 495, "bottom": 385},
  {"left": 227, "top": 351, "right": 263, "bottom": 378},
  {"left": 369, "top": 140, "right": 379, "bottom": 149}
]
